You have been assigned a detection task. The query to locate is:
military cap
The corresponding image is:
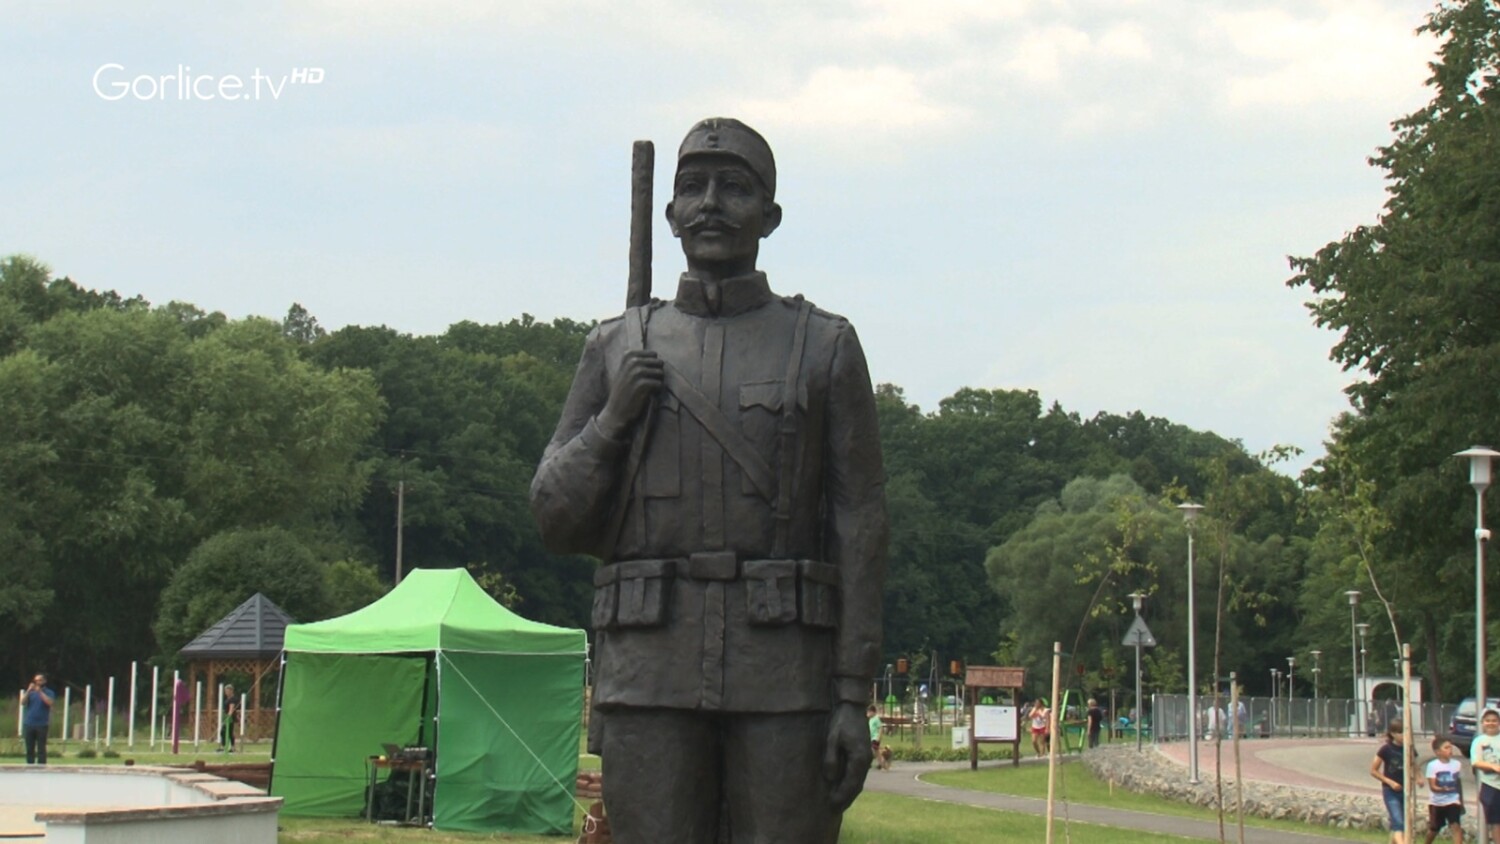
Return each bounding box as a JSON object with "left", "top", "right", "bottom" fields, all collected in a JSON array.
[{"left": 677, "top": 117, "right": 776, "bottom": 198}]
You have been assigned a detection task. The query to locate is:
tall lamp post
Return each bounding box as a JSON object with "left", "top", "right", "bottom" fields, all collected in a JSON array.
[
  {"left": 1179, "top": 502, "right": 1205, "bottom": 784},
  {"left": 1287, "top": 656, "right": 1297, "bottom": 734},
  {"left": 1272, "top": 668, "right": 1282, "bottom": 736},
  {"left": 1357, "top": 623, "right": 1370, "bottom": 681},
  {"left": 1456, "top": 446, "right": 1500, "bottom": 715},
  {"left": 1345, "top": 590, "right": 1361, "bottom": 735},
  {"left": 1129, "top": 591, "right": 1146, "bottom": 752},
  {"left": 1311, "top": 650, "right": 1322, "bottom": 734}
]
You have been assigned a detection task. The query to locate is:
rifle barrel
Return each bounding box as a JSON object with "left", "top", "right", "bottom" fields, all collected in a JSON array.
[{"left": 628, "top": 140, "right": 654, "bottom": 308}]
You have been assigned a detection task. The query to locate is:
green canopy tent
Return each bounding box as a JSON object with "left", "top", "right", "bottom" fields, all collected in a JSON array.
[{"left": 269, "top": 568, "right": 586, "bottom": 834}]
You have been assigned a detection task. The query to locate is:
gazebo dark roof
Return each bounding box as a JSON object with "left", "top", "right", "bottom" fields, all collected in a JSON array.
[{"left": 179, "top": 593, "right": 295, "bottom": 660}]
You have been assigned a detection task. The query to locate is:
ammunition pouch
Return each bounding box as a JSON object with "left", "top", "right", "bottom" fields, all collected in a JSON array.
[{"left": 591, "top": 555, "right": 840, "bottom": 631}]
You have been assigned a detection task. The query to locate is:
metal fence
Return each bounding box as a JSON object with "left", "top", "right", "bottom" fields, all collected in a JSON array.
[{"left": 1150, "top": 694, "right": 1459, "bottom": 741}]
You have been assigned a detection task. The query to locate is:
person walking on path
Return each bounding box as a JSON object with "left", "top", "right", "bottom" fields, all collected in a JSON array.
[
  {"left": 218, "top": 684, "right": 238, "bottom": 753},
  {"left": 20, "top": 673, "right": 55, "bottom": 765},
  {"left": 1422, "top": 734, "right": 1464, "bottom": 844},
  {"left": 1469, "top": 709, "right": 1500, "bottom": 844},
  {"left": 1086, "top": 698, "right": 1105, "bottom": 749},
  {"left": 1371, "top": 717, "right": 1417, "bottom": 844},
  {"left": 1029, "top": 698, "right": 1050, "bottom": 757},
  {"left": 867, "top": 705, "right": 888, "bottom": 771}
]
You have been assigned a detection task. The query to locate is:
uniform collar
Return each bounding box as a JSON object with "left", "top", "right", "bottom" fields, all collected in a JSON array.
[{"left": 674, "top": 271, "right": 773, "bottom": 317}]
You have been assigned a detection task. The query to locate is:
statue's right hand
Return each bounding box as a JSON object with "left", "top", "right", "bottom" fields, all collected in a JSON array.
[{"left": 599, "top": 350, "right": 664, "bottom": 440}]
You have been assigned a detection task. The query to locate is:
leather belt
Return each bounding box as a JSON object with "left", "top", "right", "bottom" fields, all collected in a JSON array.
[{"left": 593, "top": 553, "right": 837, "bottom": 585}]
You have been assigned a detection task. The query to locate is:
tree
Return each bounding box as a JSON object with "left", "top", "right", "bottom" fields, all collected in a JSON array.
[
  {"left": 985, "top": 474, "right": 1181, "bottom": 689},
  {"left": 1287, "top": 0, "right": 1500, "bottom": 699},
  {"left": 324, "top": 559, "right": 388, "bottom": 617},
  {"left": 307, "top": 317, "right": 594, "bottom": 629},
  {"left": 154, "top": 527, "right": 332, "bottom": 659}
]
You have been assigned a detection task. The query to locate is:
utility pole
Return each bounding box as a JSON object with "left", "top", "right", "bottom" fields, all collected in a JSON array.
[{"left": 395, "top": 480, "right": 405, "bottom": 583}]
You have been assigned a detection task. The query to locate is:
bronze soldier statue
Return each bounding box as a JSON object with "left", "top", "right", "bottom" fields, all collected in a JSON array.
[{"left": 532, "top": 117, "right": 888, "bottom": 843}]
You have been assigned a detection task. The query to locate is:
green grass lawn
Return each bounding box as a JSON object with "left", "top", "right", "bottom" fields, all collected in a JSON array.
[
  {"left": 922, "top": 760, "right": 1386, "bottom": 842},
  {"left": 8, "top": 734, "right": 1374, "bottom": 842},
  {"left": 276, "top": 793, "right": 1200, "bottom": 844}
]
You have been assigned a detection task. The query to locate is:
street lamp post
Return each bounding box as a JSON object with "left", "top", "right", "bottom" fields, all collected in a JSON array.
[
  {"left": 1357, "top": 622, "right": 1370, "bottom": 685},
  {"left": 1287, "top": 656, "right": 1296, "bottom": 734},
  {"left": 1456, "top": 446, "right": 1499, "bottom": 716},
  {"left": 1272, "top": 668, "right": 1281, "bottom": 736},
  {"left": 1345, "top": 590, "right": 1361, "bottom": 736},
  {"left": 1311, "top": 650, "right": 1322, "bottom": 734},
  {"left": 1130, "top": 592, "right": 1146, "bottom": 752},
  {"left": 1179, "top": 502, "right": 1205, "bottom": 784}
]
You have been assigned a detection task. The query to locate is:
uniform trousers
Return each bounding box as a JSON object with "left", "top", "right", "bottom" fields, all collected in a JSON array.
[{"left": 600, "top": 708, "right": 841, "bottom": 844}]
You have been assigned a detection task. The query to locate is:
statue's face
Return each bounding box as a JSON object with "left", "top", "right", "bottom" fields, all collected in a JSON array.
[{"left": 667, "top": 154, "right": 780, "bottom": 271}]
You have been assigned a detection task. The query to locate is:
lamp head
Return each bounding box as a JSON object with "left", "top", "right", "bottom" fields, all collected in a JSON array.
[
  {"left": 1345, "top": 589, "right": 1361, "bottom": 606},
  {"left": 1177, "top": 502, "right": 1204, "bottom": 523},
  {"left": 1456, "top": 446, "right": 1500, "bottom": 493}
]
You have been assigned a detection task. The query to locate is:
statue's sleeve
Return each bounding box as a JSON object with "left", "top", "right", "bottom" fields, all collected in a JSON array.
[
  {"left": 824, "top": 321, "right": 888, "bottom": 703},
  {"left": 530, "top": 325, "right": 628, "bottom": 557}
]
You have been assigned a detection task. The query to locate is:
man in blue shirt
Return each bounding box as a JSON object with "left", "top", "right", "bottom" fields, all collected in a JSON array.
[{"left": 21, "top": 673, "right": 55, "bottom": 765}]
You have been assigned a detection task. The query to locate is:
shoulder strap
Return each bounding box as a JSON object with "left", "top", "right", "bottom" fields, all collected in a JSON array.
[
  {"left": 602, "top": 306, "right": 654, "bottom": 561},
  {"left": 661, "top": 363, "right": 777, "bottom": 500},
  {"left": 772, "top": 300, "right": 812, "bottom": 558}
]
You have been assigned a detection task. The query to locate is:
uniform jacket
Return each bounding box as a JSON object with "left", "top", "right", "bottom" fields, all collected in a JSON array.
[{"left": 531, "top": 271, "right": 888, "bottom": 712}]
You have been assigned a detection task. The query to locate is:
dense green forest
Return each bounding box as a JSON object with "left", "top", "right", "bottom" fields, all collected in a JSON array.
[{"left": 4, "top": 0, "right": 1499, "bottom": 708}]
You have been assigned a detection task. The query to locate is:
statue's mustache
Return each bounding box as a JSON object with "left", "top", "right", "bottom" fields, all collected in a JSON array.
[{"left": 686, "top": 216, "right": 742, "bottom": 232}]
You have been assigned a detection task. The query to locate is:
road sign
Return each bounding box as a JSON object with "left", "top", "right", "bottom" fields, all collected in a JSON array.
[{"left": 1122, "top": 616, "right": 1157, "bottom": 648}]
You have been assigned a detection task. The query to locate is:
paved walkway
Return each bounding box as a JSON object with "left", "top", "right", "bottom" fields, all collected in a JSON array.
[{"left": 861, "top": 742, "right": 1397, "bottom": 843}]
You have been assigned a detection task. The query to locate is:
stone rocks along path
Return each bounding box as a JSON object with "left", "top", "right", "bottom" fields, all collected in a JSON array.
[{"left": 861, "top": 750, "right": 1379, "bottom": 843}]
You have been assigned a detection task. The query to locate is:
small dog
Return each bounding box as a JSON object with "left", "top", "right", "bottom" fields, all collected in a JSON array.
[{"left": 876, "top": 744, "right": 893, "bottom": 771}]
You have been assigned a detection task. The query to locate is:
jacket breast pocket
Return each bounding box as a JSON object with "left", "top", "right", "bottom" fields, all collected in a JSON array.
[
  {"left": 614, "top": 559, "right": 674, "bottom": 628},
  {"left": 738, "top": 380, "right": 783, "bottom": 495},
  {"left": 641, "top": 394, "right": 680, "bottom": 498},
  {"left": 743, "top": 559, "right": 798, "bottom": 626}
]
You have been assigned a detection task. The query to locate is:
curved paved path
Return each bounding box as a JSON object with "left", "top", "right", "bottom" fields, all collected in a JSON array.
[
  {"left": 861, "top": 741, "right": 1397, "bottom": 843},
  {"left": 1153, "top": 737, "right": 1467, "bottom": 795}
]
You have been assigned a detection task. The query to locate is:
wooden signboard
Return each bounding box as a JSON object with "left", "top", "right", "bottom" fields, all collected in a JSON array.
[{"left": 964, "top": 665, "right": 1025, "bottom": 769}]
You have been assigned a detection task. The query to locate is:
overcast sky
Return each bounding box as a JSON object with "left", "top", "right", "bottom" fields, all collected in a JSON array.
[{"left": 1, "top": 1, "right": 1442, "bottom": 473}]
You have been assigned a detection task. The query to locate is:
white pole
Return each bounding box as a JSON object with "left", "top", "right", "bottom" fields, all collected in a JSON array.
[
  {"left": 106, "top": 677, "right": 115, "bottom": 745},
  {"left": 239, "top": 692, "right": 247, "bottom": 747},
  {"left": 1044, "top": 641, "right": 1062, "bottom": 844},
  {"left": 83, "top": 684, "right": 92, "bottom": 742},
  {"left": 1187, "top": 526, "right": 1199, "bottom": 783},
  {"left": 149, "top": 666, "right": 159, "bottom": 749},
  {"left": 128, "top": 662, "right": 138, "bottom": 748},
  {"left": 171, "top": 671, "right": 180, "bottom": 754},
  {"left": 15, "top": 688, "right": 21, "bottom": 738},
  {"left": 194, "top": 682, "right": 202, "bottom": 748},
  {"left": 62, "top": 687, "right": 71, "bottom": 746}
]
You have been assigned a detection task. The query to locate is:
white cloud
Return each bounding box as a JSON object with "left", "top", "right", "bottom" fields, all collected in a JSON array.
[
  {"left": 850, "top": 0, "right": 1028, "bottom": 41},
  {"left": 736, "top": 65, "right": 964, "bottom": 132},
  {"left": 1209, "top": 4, "right": 1435, "bottom": 112},
  {"left": 1004, "top": 25, "right": 1094, "bottom": 85}
]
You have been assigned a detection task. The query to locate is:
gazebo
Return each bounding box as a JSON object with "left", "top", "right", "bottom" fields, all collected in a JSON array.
[{"left": 179, "top": 593, "right": 294, "bottom": 740}]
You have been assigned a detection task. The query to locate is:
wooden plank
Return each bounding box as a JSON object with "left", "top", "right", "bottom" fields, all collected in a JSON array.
[{"left": 965, "top": 666, "right": 1024, "bottom": 688}]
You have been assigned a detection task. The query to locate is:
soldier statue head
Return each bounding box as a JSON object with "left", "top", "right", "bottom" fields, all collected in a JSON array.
[{"left": 666, "top": 117, "right": 783, "bottom": 279}]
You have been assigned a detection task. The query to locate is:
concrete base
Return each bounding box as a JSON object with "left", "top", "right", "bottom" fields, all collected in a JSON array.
[{"left": 0, "top": 766, "right": 280, "bottom": 844}]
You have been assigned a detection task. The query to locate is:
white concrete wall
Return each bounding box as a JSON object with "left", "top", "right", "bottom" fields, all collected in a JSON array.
[
  {"left": 0, "top": 766, "right": 279, "bottom": 844},
  {"left": 0, "top": 768, "right": 214, "bottom": 807},
  {"left": 44, "top": 810, "right": 277, "bottom": 844}
]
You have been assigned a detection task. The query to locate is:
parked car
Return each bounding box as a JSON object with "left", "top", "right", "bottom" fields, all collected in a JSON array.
[{"left": 1448, "top": 696, "right": 1500, "bottom": 751}]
